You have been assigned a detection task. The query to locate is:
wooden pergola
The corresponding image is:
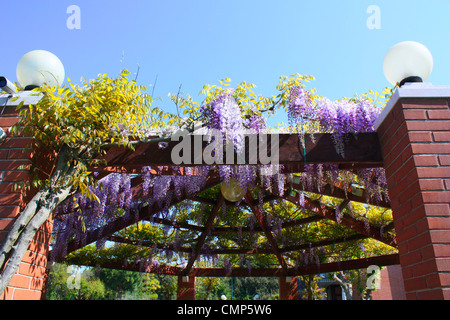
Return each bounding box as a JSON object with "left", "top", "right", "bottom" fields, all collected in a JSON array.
[{"left": 57, "top": 131, "right": 399, "bottom": 282}]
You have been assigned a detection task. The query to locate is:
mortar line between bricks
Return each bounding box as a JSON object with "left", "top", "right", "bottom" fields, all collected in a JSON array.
[
  {"left": 411, "top": 285, "right": 450, "bottom": 294},
  {"left": 384, "top": 153, "right": 417, "bottom": 180},
  {"left": 399, "top": 252, "right": 450, "bottom": 269}
]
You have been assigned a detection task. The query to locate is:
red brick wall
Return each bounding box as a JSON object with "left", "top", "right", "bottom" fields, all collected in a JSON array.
[
  {"left": 0, "top": 105, "right": 54, "bottom": 300},
  {"left": 377, "top": 98, "right": 450, "bottom": 300},
  {"left": 372, "top": 265, "right": 406, "bottom": 300}
]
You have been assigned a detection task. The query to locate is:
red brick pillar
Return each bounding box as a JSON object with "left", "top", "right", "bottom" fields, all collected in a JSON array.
[
  {"left": 372, "top": 265, "right": 407, "bottom": 300},
  {"left": 177, "top": 275, "right": 196, "bottom": 300},
  {"left": 375, "top": 85, "right": 450, "bottom": 300},
  {"left": 0, "top": 99, "right": 54, "bottom": 300},
  {"left": 279, "top": 276, "right": 298, "bottom": 300}
]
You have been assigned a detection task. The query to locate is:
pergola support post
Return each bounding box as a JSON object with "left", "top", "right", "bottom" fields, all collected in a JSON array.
[
  {"left": 375, "top": 85, "right": 450, "bottom": 300},
  {"left": 0, "top": 98, "right": 54, "bottom": 300},
  {"left": 278, "top": 276, "right": 298, "bottom": 300},
  {"left": 177, "top": 275, "right": 196, "bottom": 300}
]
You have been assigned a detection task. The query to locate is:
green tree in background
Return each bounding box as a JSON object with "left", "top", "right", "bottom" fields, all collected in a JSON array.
[
  {"left": 231, "top": 277, "right": 279, "bottom": 300},
  {"left": 98, "top": 268, "right": 159, "bottom": 300},
  {"left": 299, "top": 274, "right": 325, "bottom": 300},
  {"left": 45, "top": 264, "right": 105, "bottom": 300},
  {"left": 46, "top": 263, "right": 160, "bottom": 300},
  {"left": 153, "top": 274, "right": 177, "bottom": 300}
]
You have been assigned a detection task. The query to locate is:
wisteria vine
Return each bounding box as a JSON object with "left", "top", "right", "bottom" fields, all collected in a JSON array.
[{"left": 52, "top": 84, "right": 392, "bottom": 271}]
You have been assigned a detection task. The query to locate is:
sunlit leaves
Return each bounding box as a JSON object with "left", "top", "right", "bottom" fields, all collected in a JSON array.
[
  {"left": 11, "top": 70, "right": 177, "bottom": 200},
  {"left": 17, "top": 70, "right": 156, "bottom": 154}
]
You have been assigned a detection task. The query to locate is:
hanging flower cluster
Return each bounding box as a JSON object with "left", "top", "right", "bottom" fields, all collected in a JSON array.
[
  {"left": 141, "top": 166, "right": 209, "bottom": 206},
  {"left": 52, "top": 166, "right": 211, "bottom": 261},
  {"left": 288, "top": 87, "right": 382, "bottom": 157},
  {"left": 286, "top": 86, "right": 389, "bottom": 209},
  {"left": 200, "top": 91, "right": 267, "bottom": 190},
  {"left": 288, "top": 87, "right": 315, "bottom": 127},
  {"left": 52, "top": 173, "right": 134, "bottom": 260},
  {"left": 201, "top": 90, "right": 246, "bottom": 153}
]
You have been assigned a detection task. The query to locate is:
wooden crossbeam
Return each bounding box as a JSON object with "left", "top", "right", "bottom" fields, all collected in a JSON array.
[
  {"left": 280, "top": 192, "right": 397, "bottom": 248},
  {"left": 144, "top": 216, "right": 204, "bottom": 232},
  {"left": 191, "top": 194, "right": 278, "bottom": 207},
  {"left": 108, "top": 232, "right": 367, "bottom": 255},
  {"left": 143, "top": 213, "right": 323, "bottom": 234},
  {"left": 290, "top": 182, "right": 390, "bottom": 209},
  {"left": 93, "top": 133, "right": 383, "bottom": 172},
  {"left": 190, "top": 254, "right": 400, "bottom": 277},
  {"left": 82, "top": 254, "right": 400, "bottom": 277}
]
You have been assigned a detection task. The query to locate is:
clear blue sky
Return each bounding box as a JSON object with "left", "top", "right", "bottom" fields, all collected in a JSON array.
[{"left": 1, "top": 0, "right": 449, "bottom": 121}]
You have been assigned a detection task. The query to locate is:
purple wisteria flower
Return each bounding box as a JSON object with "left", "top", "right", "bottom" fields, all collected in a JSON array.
[
  {"left": 288, "top": 86, "right": 382, "bottom": 135},
  {"left": 202, "top": 90, "right": 245, "bottom": 154},
  {"left": 288, "top": 87, "right": 315, "bottom": 126}
]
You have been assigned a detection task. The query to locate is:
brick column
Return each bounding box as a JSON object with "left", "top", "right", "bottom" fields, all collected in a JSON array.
[
  {"left": 0, "top": 95, "right": 54, "bottom": 300},
  {"left": 177, "top": 275, "right": 196, "bottom": 300},
  {"left": 279, "top": 276, "right": 298, "bottom": 300},
  {"left": 375, "top": 84, "right": 450, "bottom": 300},
  {"left": 372, "top": 265, "right": 407, "bottom": 300}
]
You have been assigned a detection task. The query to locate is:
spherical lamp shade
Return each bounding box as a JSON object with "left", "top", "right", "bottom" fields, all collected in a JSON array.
[
  {"left": 221, "top": 178, "right": 246, "bottom": 202},
  {"left": 383, "top": 41, "right": 433, "bottom": 86},
  {"left": 16, "top": 50, "right": 65, "bottom": 89}
]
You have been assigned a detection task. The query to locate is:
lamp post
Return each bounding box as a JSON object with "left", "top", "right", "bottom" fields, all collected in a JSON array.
[
  {"left": 383, "top": 41, "right": 433, "bottom": 87},
  {"left": 377, "top": 41, "right": 450, "bottom": 300},
  {"left": 0, "top": 50, "right": 65, "bottom": 299}
]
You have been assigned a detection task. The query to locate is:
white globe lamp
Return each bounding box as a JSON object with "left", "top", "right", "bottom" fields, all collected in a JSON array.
[
  {"left": 383, "top": 41, "right": 433, "bottom": 87},
  {"left": 16, "top": 50, "right": 65, "bottom": 90},
  {"left": 221, "top": 178, "right": 246, "bottom": 202}
]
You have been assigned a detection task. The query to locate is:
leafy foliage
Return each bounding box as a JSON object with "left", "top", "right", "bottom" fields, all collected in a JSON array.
[
  {"left": 45, "top": 263, "right": 159, "bottom": 300},
  {"left": 11, "top": 70, "right": 162, "bottom": 197},
  {"left": 45, "top": 263, "right": 105, "bottom": 300}
]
